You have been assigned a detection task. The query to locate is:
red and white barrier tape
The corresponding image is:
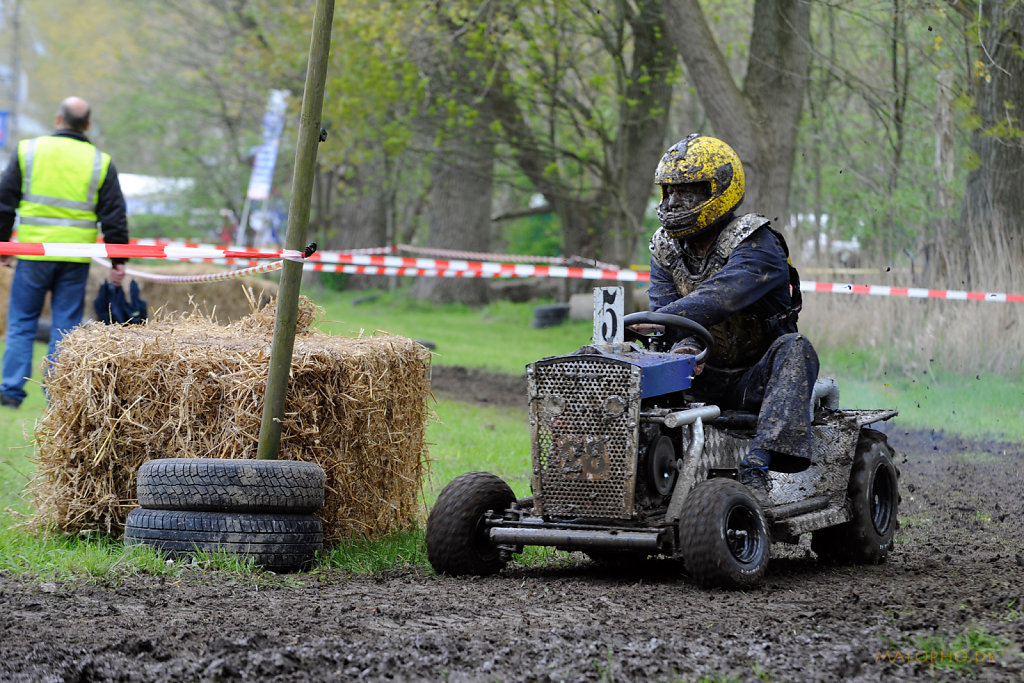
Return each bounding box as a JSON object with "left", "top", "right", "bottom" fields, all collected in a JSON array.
[
  {"left": 302, "top": 252, "right": 648, "bottom": 281},
  {"left": 320, "top": 264, "right": 519, "bottom": 279},
  {"left": 123, "top": 240, "right": 613, "bottom": 268},
  {"left": 0, "top": 241, "right": 305, "bottom": 262},
  {"left": 7, "top": 240, "right": 1024, "bottom": 302},
  {"left": 126, "top": 238, "right": 396, "bottom": 260},
  {"left": 123, "top": 238, "right": 611, "bottom": 267},
  {"left": 393, "top": 243, "right": 619, "bottom": 269},
  {"left": 800, "top": 280, "right": 1024, "bottom": 303},
  {"left": 13, "top": 232, "right": 613, "bottom": 266}
]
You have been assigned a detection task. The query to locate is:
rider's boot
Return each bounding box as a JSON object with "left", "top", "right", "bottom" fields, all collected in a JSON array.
[{"left": 739, "top": 448, "right": 773, "bottom": 499}]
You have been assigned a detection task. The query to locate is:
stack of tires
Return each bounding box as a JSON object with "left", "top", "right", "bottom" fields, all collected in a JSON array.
[{"left": 125, "top": 458, "right": 326, "bottom": 571}]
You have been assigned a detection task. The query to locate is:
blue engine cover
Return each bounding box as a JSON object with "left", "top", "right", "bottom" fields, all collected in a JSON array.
[
  {"left": 624, "top": 350, "right": 696, "bottom": 398},
  {"left": 559, "top": 344, "right": 696, "bottom": 398}
]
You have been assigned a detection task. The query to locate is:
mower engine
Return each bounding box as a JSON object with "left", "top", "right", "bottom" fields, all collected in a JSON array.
[{"left": 527, "top": 343, "right": 697, "bottom": 520}]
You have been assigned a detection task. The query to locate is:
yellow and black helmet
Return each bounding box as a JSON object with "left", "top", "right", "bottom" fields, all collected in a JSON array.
[{"left": 655, "top": 134, "right": 745, "bottom": 238}]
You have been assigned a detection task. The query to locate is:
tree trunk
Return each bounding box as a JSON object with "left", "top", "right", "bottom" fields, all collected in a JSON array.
[
  {"left": 927, "top": 67, "right": 956, "bottom": 282},
  {"left": 601, "top": 0, "right": 678, "bottom": 267},
  {"left": 324, "top": 158, "right": 390, "bottom": 291},
  {"left": 405, "top": 6, "right": 502, "bottom": 305},
  {"left": 661, "top": 0, "right": 811, "bottom": 225},
  {"left": 410, "top": 122, "right": 494, "bottom": 305},
  {"left": 958, "top": 1, "right": 1024, "bottom": 287}
]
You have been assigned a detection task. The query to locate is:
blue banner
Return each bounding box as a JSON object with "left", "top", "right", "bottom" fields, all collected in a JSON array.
[
  {"left": 245, "top": 91, "right": 289, "bottom": 201},
  {"left": 0, "top": 110, "right": 9, "bottom": 149}
]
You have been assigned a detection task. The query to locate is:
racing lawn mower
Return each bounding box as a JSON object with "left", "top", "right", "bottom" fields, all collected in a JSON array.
[{"left": 425, "top": 290, "right": 899, "bottom": 589}]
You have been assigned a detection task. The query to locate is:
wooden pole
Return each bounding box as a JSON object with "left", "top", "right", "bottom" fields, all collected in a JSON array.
[{"left": 257, "top": 0, "right": 335, "bottom": 459}]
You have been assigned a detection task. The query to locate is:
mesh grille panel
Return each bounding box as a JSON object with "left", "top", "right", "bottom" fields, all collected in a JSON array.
[{"left": 529, "top": 357, "right": 640, "bottom": 518}]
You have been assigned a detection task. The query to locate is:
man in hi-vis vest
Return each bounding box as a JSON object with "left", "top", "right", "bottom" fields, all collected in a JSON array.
[{"left": 0, "top": 96, "right": 129, "bottom": 408}]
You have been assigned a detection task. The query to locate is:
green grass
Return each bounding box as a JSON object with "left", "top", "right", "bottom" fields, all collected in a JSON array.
[
  {"left": 1, "top": 342, "right": 49, "bottom": 522},
  {"left": 0, "top": 518, "right": 177, "bottom": 580},
  {"left": 313, "top": 287, "right": 592, "bottom": 375},
  {"left": 3, "top": 289, "right": 1024, "bottom": 580},
  {"left": 952, "top": 451, "right": 1002, "bottom": 464},
  {"left": 318, "top": 396, "right": 561, "bottom": 574},
  {"left": 425, "top": 399, "right": 531, "bottom": 501},
  {"left": 818, "top": 347, "right": 1024, "bottom": 441},
  {"left": 320, "top": 528, "right": 428, "bottom": 573},
  {"left": 908, "top": 629, "right": 1009, "bottom": 674}
]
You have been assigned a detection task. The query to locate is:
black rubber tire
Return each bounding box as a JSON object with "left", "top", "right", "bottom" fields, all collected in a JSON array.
[
  {"left": 136, "top": 458, "right": 325, "bottom": 513},
  {"left": 679, "top": 478, "right": 770, "bottom": 589},
  {"left": 811, "top": 428, "right": 900, "bottom": 564},
  {"left": 531, "top": 304, "right": 570, "bottom": 329},
  {"left": 124, "top": 508, "right": 323, "bottom": 570},
  {"left": 425, "top": 472, "right": 515, "bottom": 576}
]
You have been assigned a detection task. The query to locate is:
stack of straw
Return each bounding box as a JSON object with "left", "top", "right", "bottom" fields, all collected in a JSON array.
[{"left": 28, "top": 295, "right": 433, "bottom": 545}]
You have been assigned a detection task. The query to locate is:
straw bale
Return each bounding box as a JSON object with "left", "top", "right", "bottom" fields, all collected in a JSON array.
[{"left": 27, "top": 296, "right": 433, "bottom": 545}]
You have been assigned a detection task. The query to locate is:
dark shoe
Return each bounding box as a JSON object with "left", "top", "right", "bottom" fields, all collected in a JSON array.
[
  {"left": 739, "top": 448, "right": 772, "bottom": 493},
  {"left": 0, "top": 392, "right": 21, "bottom": 409}
]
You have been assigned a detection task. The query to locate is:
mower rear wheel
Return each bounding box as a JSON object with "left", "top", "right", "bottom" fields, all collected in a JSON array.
[
  {"left": 812, "top": 428, "right": 900, "bottom": 564},
  {"left": 679, "top": 478, "right": 770, "bottom": 589},
  {"left": 426, "top": 472, "right": 515, "bottom": 577}
]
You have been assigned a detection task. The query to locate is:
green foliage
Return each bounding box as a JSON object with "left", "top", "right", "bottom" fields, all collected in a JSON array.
[
  {"left": 501, "top": 212, "right": 562, "bottom": 256},
  {"left": 986, "top": 112, "right": 1024, "bottom": 141},
  {"left": 322, "top": 0, "right": 426, "bottom": 166},
  {"left": 790, "top": 2, "right": 980, "bottom": 265}
]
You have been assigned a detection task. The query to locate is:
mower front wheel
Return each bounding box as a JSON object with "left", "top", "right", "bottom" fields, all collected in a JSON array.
[
  {"left": 426, "top": 472, "right": 515, "bottom": 576},
  {"left": 679, "top": 478, "right": 770, "bottom": 589}
]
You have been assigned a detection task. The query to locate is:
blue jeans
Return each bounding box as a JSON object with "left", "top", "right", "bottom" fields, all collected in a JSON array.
[{"left": 1, "top": 260, "right": 90, "bottom": 403}]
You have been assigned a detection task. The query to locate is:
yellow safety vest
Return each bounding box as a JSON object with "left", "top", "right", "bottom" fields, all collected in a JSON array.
[{"left": 16, "top": 135, "right": 110, "bottom": 262}]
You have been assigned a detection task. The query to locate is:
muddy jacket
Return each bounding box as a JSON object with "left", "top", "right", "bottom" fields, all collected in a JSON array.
[{"left": 648, "top": 213, "right": 798, "bottom": 370}]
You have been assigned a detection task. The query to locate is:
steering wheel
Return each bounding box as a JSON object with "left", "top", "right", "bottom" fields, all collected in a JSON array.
[{"left": 623, "top": 311, "right": 713, "bottom": 364}]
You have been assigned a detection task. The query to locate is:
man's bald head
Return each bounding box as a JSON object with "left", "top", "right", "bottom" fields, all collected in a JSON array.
[{"left": 57, "top": 97, "right": 91, "bottom": 132}]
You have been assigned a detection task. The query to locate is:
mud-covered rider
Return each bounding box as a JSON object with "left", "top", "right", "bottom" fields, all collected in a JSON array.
[{"left": 633, "top": 134, "right": 819, "bottom": 491}]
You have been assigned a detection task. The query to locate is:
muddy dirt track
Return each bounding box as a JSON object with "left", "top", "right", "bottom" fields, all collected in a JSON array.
[{"left": 2, "top": 366, "right": 1023, "bottom": 682}]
